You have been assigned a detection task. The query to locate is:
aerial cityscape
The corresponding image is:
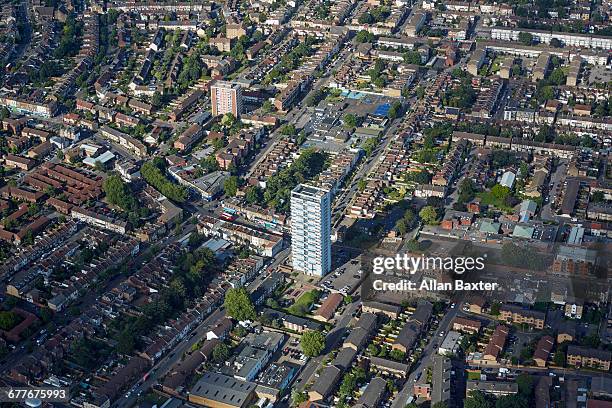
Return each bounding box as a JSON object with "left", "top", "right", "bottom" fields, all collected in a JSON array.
[{"left": 0, "top": 0, "right": 610, "bottom": 407}]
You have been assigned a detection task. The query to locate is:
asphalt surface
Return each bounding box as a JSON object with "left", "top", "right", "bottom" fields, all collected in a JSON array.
[
  {"left": 114, "top": 246, "right": 291, "bottom": 408},
  {"left": 110, "top": 40, "right": 368, "bottom": 406},
  {"left": 332, "top": 118, "right": 403, "bottom": 227},
  {"left": 391, "top": 299, "right": 463, "bottom": 408},
  {"left": 114, "top": 307, "right": 226, "bottom": 408},
  {"left": 289, "top": 301, "right": 360, "bottom": 394}
]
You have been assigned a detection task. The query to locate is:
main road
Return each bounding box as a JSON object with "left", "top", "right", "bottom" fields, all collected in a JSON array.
[
  {"left": 391, "top": 299, "right": 463, "bottom": 408},
  {"left": 244, "top": 39, "right": 353, "bottom": 180},
  {"left": 114, "top": 247, "right": 291, "bottom": 408},
  {"left": 332, "top": 117, "right": 402, "bottom": 227},
  {"left": 114, "top": 307, "right": 226, "bottom": 408},
  {"left": 280, "top": 300, "right": 361, "bottom": 408}
]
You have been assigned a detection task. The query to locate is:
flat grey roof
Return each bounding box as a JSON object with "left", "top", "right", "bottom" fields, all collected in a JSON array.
[
  {"left": 190, "top": 372, "right": 256, "bottom": 407},
  {"left": 292, "top": 183, "right": 329, "bottom": 198},
  {"left": 432, "top": 355, "right": 452, "bottom": 406}
]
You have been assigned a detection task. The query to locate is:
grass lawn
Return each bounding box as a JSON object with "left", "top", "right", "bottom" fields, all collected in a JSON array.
[
  {"left": 0, "top": 311, "right": 24, "bottom": 331},
  {"left": 287, "top": 290, "right": 320, "bottom": 316},
  {"left": 477, "top": 191, "right": 514, "bottom": 213},
  {"left": 490, "top": 56, "right": 502, "bottom": 73}
]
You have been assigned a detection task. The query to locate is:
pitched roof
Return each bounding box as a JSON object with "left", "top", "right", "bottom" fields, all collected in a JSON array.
[
  {"left": 395, "top": 323, "right": 419, "bottom": 349},
  {"left": 315, "top": 293, "right": 343, "bottom": 321},
  {"left": 344, "top": 327, "right": 369, "bottom": 349},
  {"left": 332, "top": 347, "right": 357, "bottom": 369},
  {"left": 356, "top": 377, "right": 386, "bottom": 408},
  {"left": 310, "top": 366, "right": 341, "bottom": 398},
  {"left": 567, "top": 345, "right": 612, "bottom": 361},
  {"left": 356, "top": 312, "right": 378, "bottom": 334},
  {"left": 369, "top": 356, "right": 409, "bottom": 373}
]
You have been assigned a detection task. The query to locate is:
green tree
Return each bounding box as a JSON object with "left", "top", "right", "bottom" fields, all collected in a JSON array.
[
  {"left": 433, "top": 403, "right": 449, "bottom": 408},
  {"left": 262, "top": 148, "right": 328, "bottom": 213},
  {"left": 280, "top": 124, "right": 297, "bottom": 136},
  {"left": 535, "top": 124, "right": 554, "bottom": 143},
  {"left": 355, "top": 30, "right": 375, "bottom": 43},
  {"left": 245, "top": 185, "right": 263, "bottom": 204},
  {"left": 388, "top": 101, "right": 402, "bottom": 119},
  {"left": 415, "top": 86, "right": 425, "bottom": 99},
  {"left": 451, "top": 67, "right": 469, "bottom": 79},
  {"left": 520, "top": 344, "right": 534, "bottom": 361},
  {"left": 406, "top": 239, "right": 423, "bottom": 252},
  {"left": 405, "top": 170, "right": 431, "bottom": 184},
  {"left": 516, "top": 373, "right": 534, "bottom": 397},
  {"left": 362, "top": 137, "right": 378, "bottom": 156},
  {"left": 491, "top": 184, "right": 511, "bottom": 201},
  {"left": 553, "top": 350, "right": 565, "bottom": 366},
  {"left": 490, "top": 301, "right": 501, "bottom": 315},
  {"left": 261, "top": 100, "right": 275, "bottom": 113},
  {"left": 265, "top": 298, "right": 279, "bottom": 309},
  {"left": 305, "top": 89, "right": 326, "bottom": 107},
  {"left": 591, "top": 191, "right": 605, "bottom": 203},
  {"left": 358, "top": 11, "right": 374, "bottom": 24},
  {"left": 403, "top": 51, "right": 422, "bottom": 65},
  {"left": 117, "top": 328, "right": 136, "bottom": 354},
  {"left": 27, "top": 203, "right": 39, "bottom": 216},
  {"left": 0, "top": 311, "right": 21, "bottom": 330},
  {"left": 423, "top": 134, "right": 436, "bottom": 149},
  {"left": 22, "top": 229, "right": 34, "bottom": 245},
  {"left": 464, "top": 390, "right": 495, "bottom": 408},
  {"left": 103, "top": 174, "right": 137, "bottom": 211},
  {"left": 339, "top": 372, "right": 357, "bottom": 400},
  {"left": 200, "top": 156, "right": 220, "bottom": 173},
  {"left": 300, "top": 330, "right": 325, "bottom": 357},
  {"left": 368, "top": 343, "right": 379, "bottom": 355},
  {"left": 224, "top": 287, "right": 256, "bottom": 321},
  {"left": 518, "top": 32, "right": 534, "bottom": 45},
  {"left": 548, "top": 68, "right": 566, "bottom": 86},
  {"left": 396, "top": 219, "right": 407, "bottom": 235},
  {"left": 403, "top": 208, "right": 416, "bottom": 227},
  {"left": 151, "top": 91, "right": 163, "bottom": 108},
  {"left": 291, "top": 390, "right": 308, "bottom": 406},
  {"left": 221, "top": 113, "right": 236, "bottom": 127},
  {"left": 141, "top": 161, "right": 187, "bottom": 202},
  {"left": 343, "top": 113, "right": 358, "bottom": 128},
  {"left": 224, "top": 176, "right": 239, "bottom": 197},
  {"left": 212, "top": 136, "right": 227, "bottom": 150},
  {"left": 458, "top": 179, "right": 477, "bottom": 203},
  {"left": 39, "top": 308, "right": 53, "bottom": 323},
  {"left": 357, "top": 179, "right": 367, "bottom": 191},
  {"left": 496, "top": 395, "right": 528, "bottom": 408},
  {"left": 0, "top": 107, "right": 9, "bottom": 120},
  {"left": 419, "top": 205, "right": 439, "bottom": 225},
  {"left": 389, "top": 349, "right": 405, "bottom": 361},
  {"left": 3, "top": 218, "right": 16, "bottom": 230},
  {"left": 538, "top": 85, "right": 554, "bottom": 102},
  {"left": 54, "top": 16, "right": 83, "bottom": 59},
  {"left": 212, "top": 343, "right": 229, "bottom": 363},
  {"left": 445, "top": 78, "right": 476, "bottom": 108},
  {"left": 71, "top": 338, "right": 101, "bottom": 369}
]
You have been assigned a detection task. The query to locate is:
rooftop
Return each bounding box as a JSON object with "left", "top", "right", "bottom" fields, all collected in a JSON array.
[{"left": 190, "top": 372, "right": 256, "bottom": 407}]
